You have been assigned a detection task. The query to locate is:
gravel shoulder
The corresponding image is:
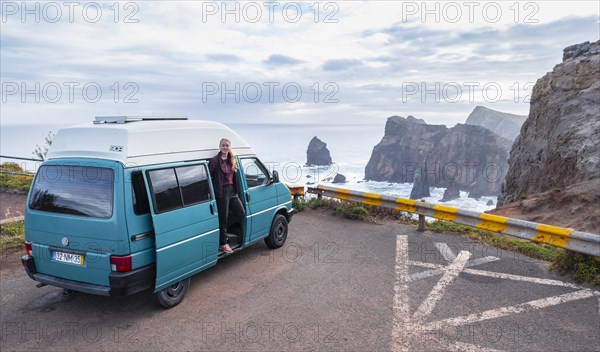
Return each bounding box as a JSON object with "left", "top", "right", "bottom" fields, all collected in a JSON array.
[{"left": 0, "top": 191, "right": 27, "bottom": 220}]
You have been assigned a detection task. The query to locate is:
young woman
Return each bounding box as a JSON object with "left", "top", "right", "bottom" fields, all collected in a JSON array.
[{"left": 208, "top": 138, "right": 245, "bottom": 253}]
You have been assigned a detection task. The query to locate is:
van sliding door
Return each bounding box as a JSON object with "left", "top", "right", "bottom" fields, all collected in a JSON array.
[{"left": 143, "top": 162, "right": 219, "bottom": 291}]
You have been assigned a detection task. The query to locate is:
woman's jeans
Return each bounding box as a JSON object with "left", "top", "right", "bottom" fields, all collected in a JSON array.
[{"left": 216, "top": 184, "right": 245, "bottom": 245}]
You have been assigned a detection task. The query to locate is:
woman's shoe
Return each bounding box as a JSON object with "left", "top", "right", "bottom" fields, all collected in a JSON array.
[{"left": 220, "top": 244, "right": 233, "bottom": 253}]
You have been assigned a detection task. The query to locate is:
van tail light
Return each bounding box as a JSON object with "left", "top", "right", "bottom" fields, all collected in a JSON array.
[
  {"left": 110, "top": 255, "right": 132, "bottom": 272},
  {"left": 24, "top": 241, "right": 32, "bottom": 256}
]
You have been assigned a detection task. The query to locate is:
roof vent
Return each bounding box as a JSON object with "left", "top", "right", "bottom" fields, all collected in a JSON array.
[{"left": 94, "top": 116, "right": 188, "bottom": 124}]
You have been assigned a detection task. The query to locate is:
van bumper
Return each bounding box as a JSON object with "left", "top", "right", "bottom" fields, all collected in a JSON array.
[{"left": 21, "top": 255, "right": 154, "bottom": 297}]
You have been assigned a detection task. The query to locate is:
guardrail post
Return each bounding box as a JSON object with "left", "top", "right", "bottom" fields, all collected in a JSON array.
[
  {"left": 417, "top": 200, "right": 426, "bottom": 232},
  {"left": 418, "top": 214, "right": 425, "bottom": 232}
]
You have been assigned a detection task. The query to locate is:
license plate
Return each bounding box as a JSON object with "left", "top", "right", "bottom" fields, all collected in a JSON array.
[{"left": 53, "top": 251, "right": 84, "bottom": 265}]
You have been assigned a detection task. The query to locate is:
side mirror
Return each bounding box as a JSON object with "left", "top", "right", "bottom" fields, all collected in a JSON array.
[{"left": 272, "top": 170, "right": 280, "bottom": 184}]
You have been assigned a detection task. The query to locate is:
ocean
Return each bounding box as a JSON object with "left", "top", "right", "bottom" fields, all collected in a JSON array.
[{"left": 0, "top": 122, "right": 497, "bottom": 212}]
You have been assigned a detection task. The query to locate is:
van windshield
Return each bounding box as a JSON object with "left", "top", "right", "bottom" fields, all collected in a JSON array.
[{"left": 29, "top": 165, "right": 114, "bottom": 218}]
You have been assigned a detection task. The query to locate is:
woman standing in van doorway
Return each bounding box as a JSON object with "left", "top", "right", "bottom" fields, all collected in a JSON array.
[{"left": 208, "top": 138, "right": 245, "bottom": 254}]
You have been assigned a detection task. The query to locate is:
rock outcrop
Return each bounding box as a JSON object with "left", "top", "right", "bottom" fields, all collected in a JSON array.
[
  {"left": 306, "top": 137, "right": 332, "bottom": 166},
  {"left": 409, "top": 167, "right": 430, "bottom": 199},
  {"left": 365, "top": 116, "right": 512, "bottom": 196},
  {"left": 493, "top": 40, "right": 600, "bottom": 232},
  {"left": 332, "top": 173, "right": 346, "bottom": 184},
  {"left": 440, "top": 184, "right": 460, "bottom": 202},
  {"left": 498, "top": 40, "right": 600, "bottom": 205},
  {"left": 465, "top": 106, "right": 527, "bottom": 141}
]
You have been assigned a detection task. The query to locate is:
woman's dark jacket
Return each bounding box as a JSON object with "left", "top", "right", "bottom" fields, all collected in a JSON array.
[{"left": 208, "top": 153, "right": 240, "bottom": 198}]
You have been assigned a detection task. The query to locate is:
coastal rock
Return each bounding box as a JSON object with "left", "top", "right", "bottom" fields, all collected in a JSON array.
[
  {"left": 494, "top": 40, "right": 600, "bottom": 232},
  {"left": 440, "top": 184, "right": 460, "bottom": 202},
  {"left": 465, "top": 106, "right": 527, "bottom": 141},
  {"left": 332, "top": 173, "right": 346, "bottom": 184},
  {"left": 498, "top": 40, "right": 600, "bottom": 205},
  {"left": 486, "top": 200, "right": 494, "bottom": 206},
  {"left": 365, "top": 116, "right": 511, "bottom": 196},
  {"left": 406, "top": 115, "right": 427, "bottom": 124},
  {"left": 468, "top": 188, "right": 482, "bottom": 199},
  {"left": 306, "top": 136, "right": 332, "bottom": 166},
  {"left": 410, "top": 168, "right": 430, "bottom": 199}
]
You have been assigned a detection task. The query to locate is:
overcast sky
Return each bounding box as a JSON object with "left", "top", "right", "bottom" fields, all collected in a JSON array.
[{"left": 1, "top": 1, "right": 599, "bottom": 127}]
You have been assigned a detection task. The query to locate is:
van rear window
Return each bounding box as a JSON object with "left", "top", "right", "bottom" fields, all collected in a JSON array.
[{"left": 29, "top": 165, "right": 114, "bottom": 218}]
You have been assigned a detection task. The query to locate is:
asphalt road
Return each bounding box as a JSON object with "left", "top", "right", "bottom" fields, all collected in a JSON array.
[{"left": 1, "top": 209, "right": 599, "bottom": 351}]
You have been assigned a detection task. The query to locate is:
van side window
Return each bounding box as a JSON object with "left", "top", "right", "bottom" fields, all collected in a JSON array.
[
  {"left": 240, "top": 158, "right": 269, "bottom": 188},
  {"left": 147, "top": 164, "right": 212, "bottom": 214},
  {"left": 148, "top": 169, "right": 182, "bottom": 213},
  {"left": 176, "top": 165, "right": 211, "bottom": 205},
  {"left": 131, "top": 171, "right": 150, "bottom": 215}
]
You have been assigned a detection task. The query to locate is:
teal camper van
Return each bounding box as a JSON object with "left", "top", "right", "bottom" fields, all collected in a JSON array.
[{"left": 21, "top": 117, "right": 293, "bottom": 308}]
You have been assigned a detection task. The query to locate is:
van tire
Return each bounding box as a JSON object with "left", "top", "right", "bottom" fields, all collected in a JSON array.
[
  {"left": 265, "top": 215, "right": 288, "bottom": 249},
  {"left": 156, "top": 277, "right": 190, "bottom": 308}
]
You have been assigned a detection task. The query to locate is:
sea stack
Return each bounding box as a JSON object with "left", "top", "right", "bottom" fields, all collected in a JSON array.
[{"left": 306, "top": 136, "right": 332, "bottom": 166}]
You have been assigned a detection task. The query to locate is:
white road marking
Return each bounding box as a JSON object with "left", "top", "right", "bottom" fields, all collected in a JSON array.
[
  {"left": 463, "top": 268, "right": 588, "bottom": 289},
  {"left": 446, "top": 341, "right": 506, "bottom": 352},
  {"left": 407, "top": 260, "right": 440, "bottom": 269},
  {"left": 392, "top": 235, "right": 410, "bottom": 351},
  {"left": 413, "top": 251, "right": 471, "bottom": 322},
  {"left": 409, "top": 259, "right": 597, "bottom": 291},
  {"left": 396, "top": 240, "right": 600, "bottom": 350},
  {"left": 421, "top": 289, "right": 597, "bottom": 331},
  {"left": 408, "top": 256, "right": 499, "bottom": 282},
  {"left": 435, "top": 242, "right": 457, "bottom": 262}
]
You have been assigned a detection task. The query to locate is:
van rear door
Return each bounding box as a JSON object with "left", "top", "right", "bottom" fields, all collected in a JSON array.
[{"left": 142, "top": 162, "right": 219, "bottom": 291}]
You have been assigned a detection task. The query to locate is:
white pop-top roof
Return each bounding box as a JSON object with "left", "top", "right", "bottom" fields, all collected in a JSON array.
[{"left": 47, "top": 118, "right": 255, "bottom": 167}]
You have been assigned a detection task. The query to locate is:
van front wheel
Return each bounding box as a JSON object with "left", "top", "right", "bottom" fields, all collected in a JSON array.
[
  {"left": 156, "top": 277, "right": 190, "bottom": 308},
  {"left": 265, "top": 214, "right": 288, "bottom": 249}
]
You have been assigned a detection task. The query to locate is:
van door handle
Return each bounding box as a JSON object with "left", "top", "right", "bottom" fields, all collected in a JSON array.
[
  {"left": 209, "top": 203, "right": 215, "bottom": 215},
  {"left": 245, "top": 192, "right": 251, "bottom": 202}
]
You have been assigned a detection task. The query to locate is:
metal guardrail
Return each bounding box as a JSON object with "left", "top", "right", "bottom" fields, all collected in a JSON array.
[
  {"left": 0, "top": 155, "right": 39, "bottom": 177},
  {"left": 0, "top": 170, "right": 34, "bottom": 177},
  {"left": 0, "top": 155, "right": 43, "bottom": 162},
  {"left": 286, "top": 184, "right": 305, "bottom": 201},
  {"left": 307, "top": 184, "right": 600, "bottom": 257}
]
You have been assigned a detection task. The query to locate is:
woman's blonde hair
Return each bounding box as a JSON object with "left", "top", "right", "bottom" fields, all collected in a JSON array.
[{"left": 220, "top": 138, "right": 238, "bottom": 172}]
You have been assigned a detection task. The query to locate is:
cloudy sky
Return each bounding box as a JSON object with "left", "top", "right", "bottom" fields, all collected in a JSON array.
[{"left": 1, "top": 1, "right": 598, "bottom": 127}]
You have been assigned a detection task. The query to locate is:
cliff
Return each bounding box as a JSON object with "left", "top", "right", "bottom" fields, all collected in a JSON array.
[
  {"left": 365, "top": 116, "right": 512, "bottom": 196},
  {"left": 465, "top": 106, "right": 527, "bottom": 141},
  {"left": 494, "top": 40, "right": 600, "bottom": 232}
]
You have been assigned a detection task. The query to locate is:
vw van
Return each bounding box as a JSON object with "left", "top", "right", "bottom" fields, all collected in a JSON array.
[{"left": 21, "top": 116, "right": 293, "bottom": 308}]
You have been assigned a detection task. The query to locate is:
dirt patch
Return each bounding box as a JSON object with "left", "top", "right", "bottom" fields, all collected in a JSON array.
[
  {"left": 489, "top": 180, "right": 600, "bottom": 234},
  {"left": 0, "top": 191, "right": 27, "bottom": 220}
]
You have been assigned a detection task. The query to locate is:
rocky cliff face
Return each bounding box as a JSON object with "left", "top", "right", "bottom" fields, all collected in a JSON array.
[
  {"left": 498, "top": 40, "right": 600, "bottom": 205},
  {"left": 465, "top": 106, "right": 527, "bottom": 141},
  {"left": 493, "top": 40, "right": 600, "bottom": 232},
  {"left": 306, "top": 136, "right": 332, "bottom": 166},
  {"left": 365, "top": 116, "right": 512, "bottom": 196}
]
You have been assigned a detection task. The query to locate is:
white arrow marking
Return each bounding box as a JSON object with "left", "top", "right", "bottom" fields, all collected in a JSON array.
[{"left": 435, "top": 242, "right": 457, "bottom": 262}]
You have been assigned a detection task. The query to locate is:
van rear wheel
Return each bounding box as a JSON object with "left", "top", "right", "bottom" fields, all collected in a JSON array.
[
  {"left": 265, "top": 214, "right": 288, "bottom": 249},
  {"left": 156, "top": 277, "right": 190, "bottom": 308}
]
